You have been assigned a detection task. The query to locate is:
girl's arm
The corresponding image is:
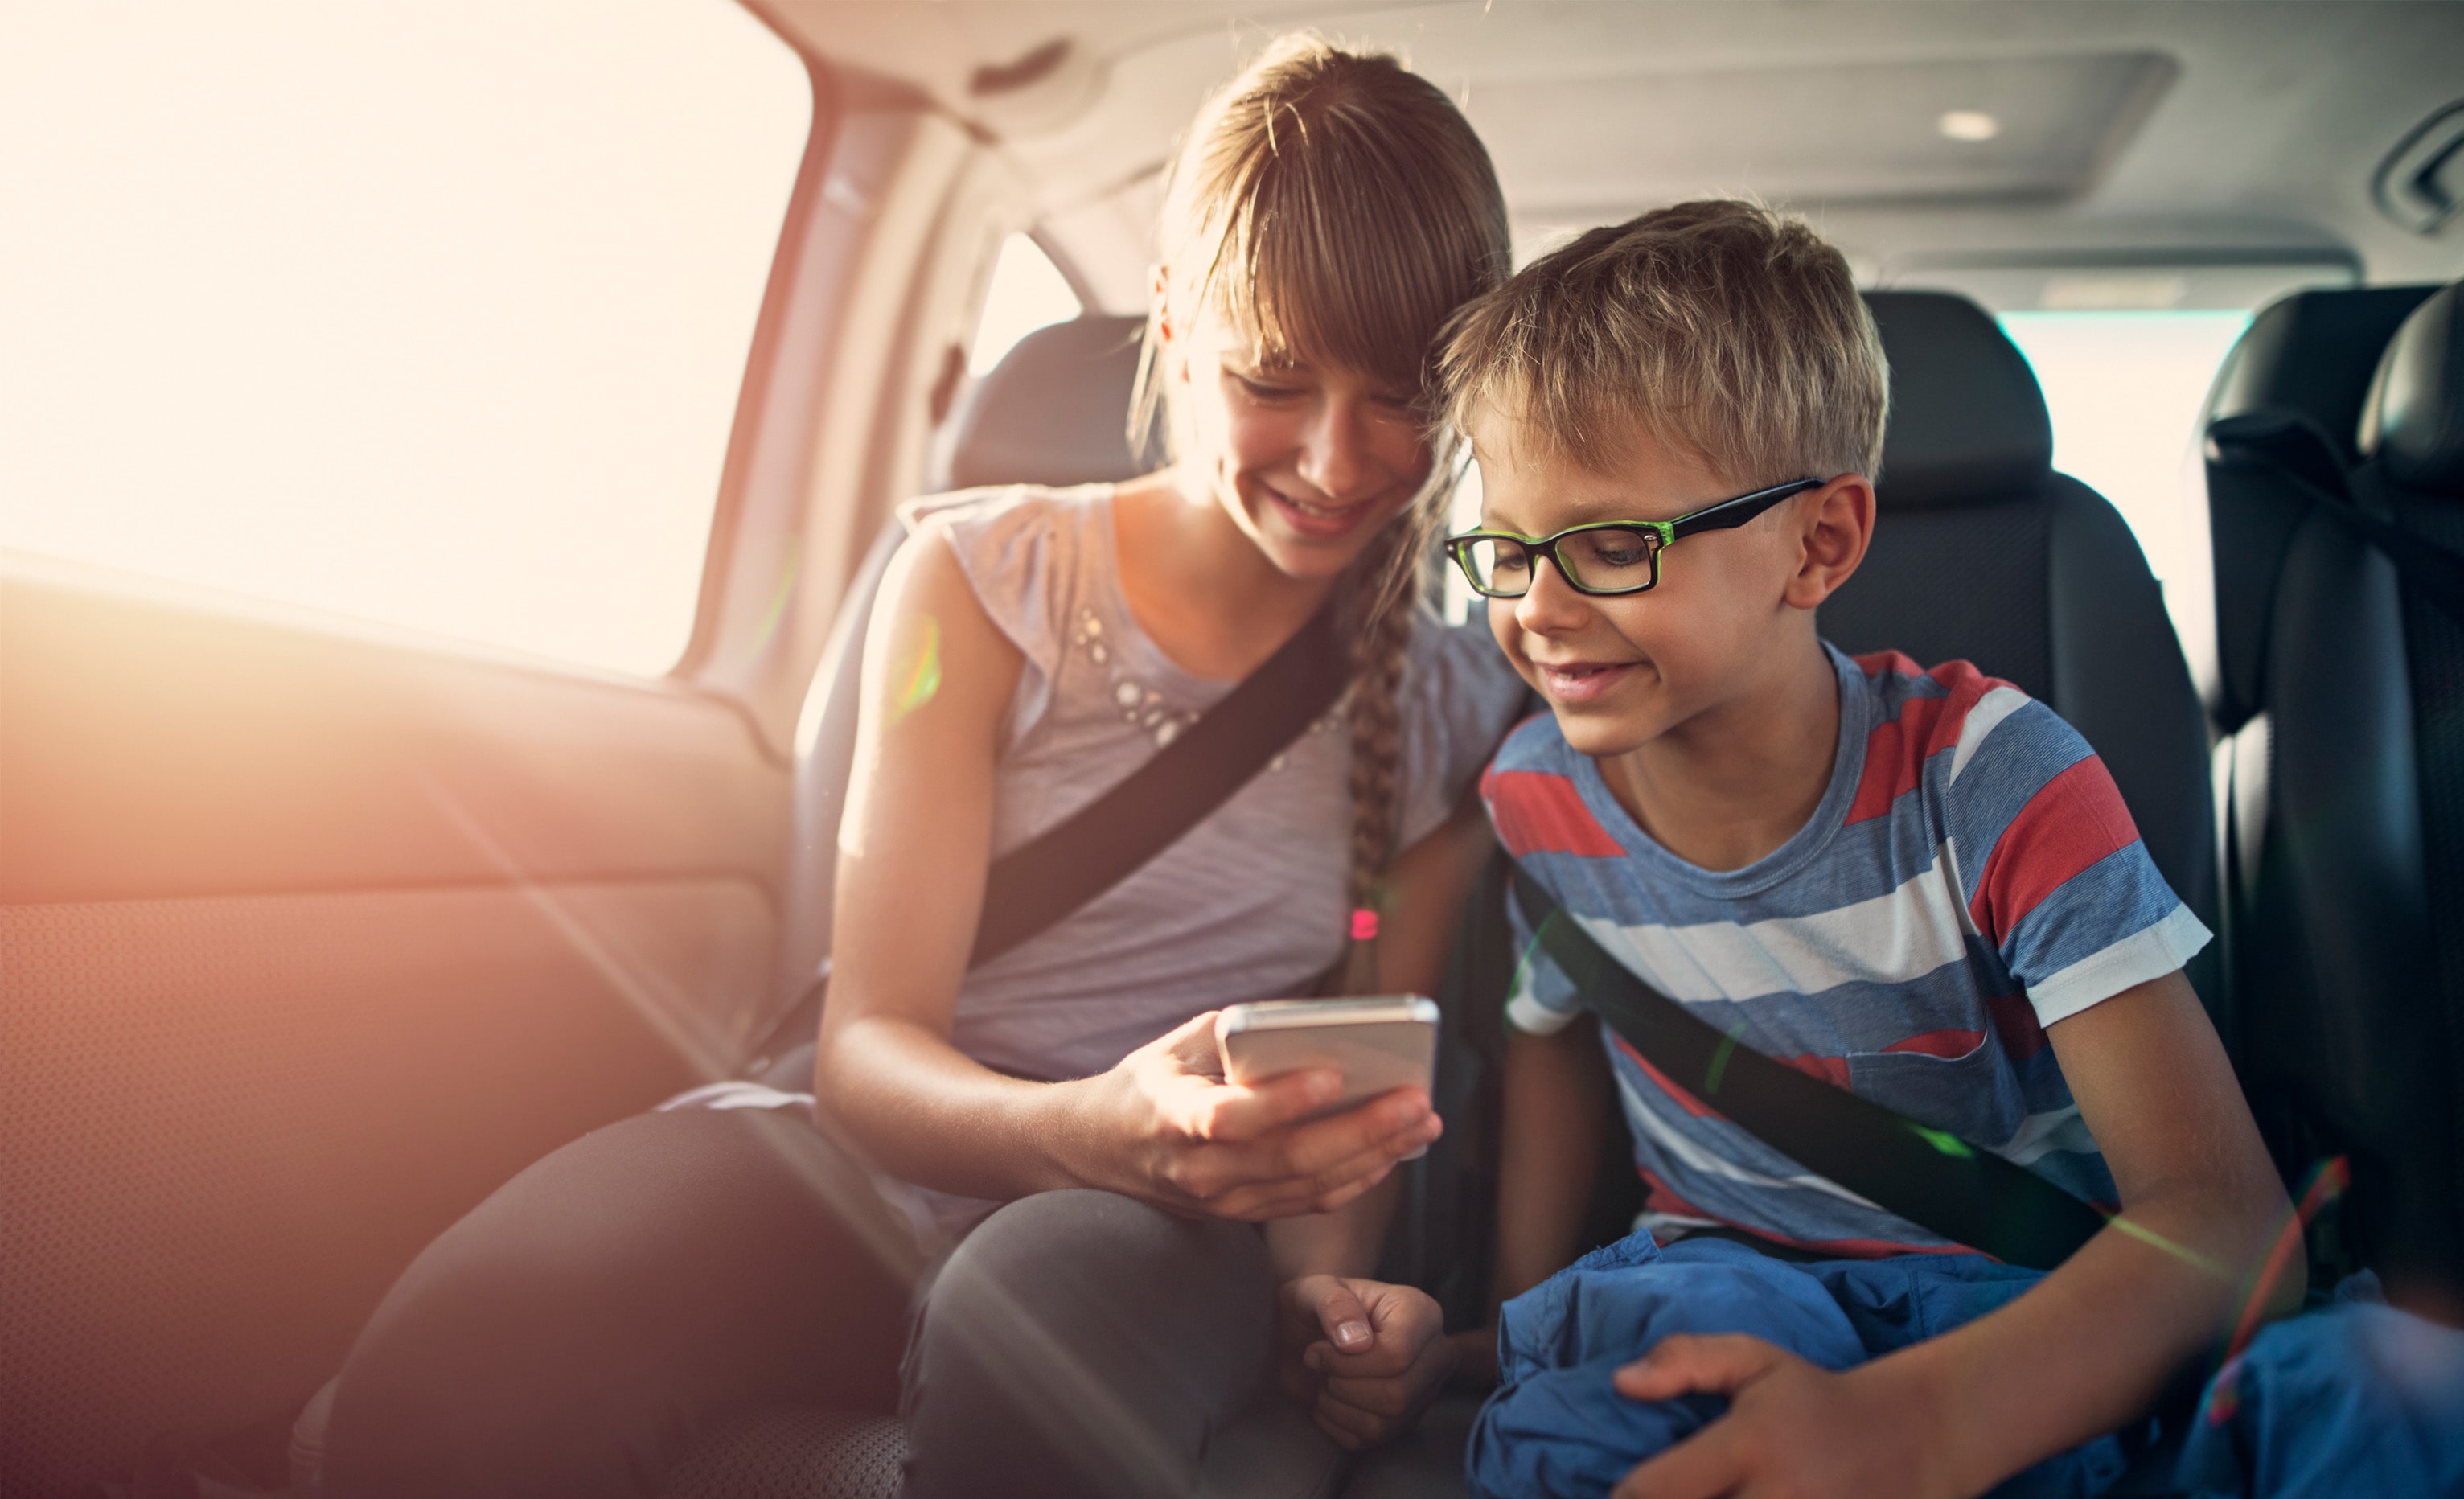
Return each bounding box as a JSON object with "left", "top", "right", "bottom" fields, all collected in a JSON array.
[
  {"left": 815, "top": 525, "right": 1439, "bottom": 1218},
  {"left": 1270, "top": 795, "right": 1497, "bottom": 1446},
  {"left": 1610, "top": 968, "right": 2294, "bottom": 1499}
]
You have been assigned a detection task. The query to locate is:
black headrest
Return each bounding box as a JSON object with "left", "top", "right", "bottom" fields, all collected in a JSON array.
[
  {"left": 944, "top": 314, "right": 1160, "bottom": 491},
  {"left": 2360, "top": 281, "right": 2464, "bottom": 491},
  {"left": 1863, "top": 291, "right": 2053, "bottom": 509},
  {"left": 2209, "top": 285, "right": 2438, "bottom": 466}
]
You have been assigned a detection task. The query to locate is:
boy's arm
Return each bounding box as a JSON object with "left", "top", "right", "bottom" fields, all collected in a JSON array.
[
  {"left": 1611, "top": 967, "right": 2294, "bottom": 1499},
  {"left": 1449, "top": 1015, "right": 1613, "bottom": 1386}
]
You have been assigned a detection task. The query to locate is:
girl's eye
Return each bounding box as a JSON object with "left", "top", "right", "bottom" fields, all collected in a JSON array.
[{"left": 1230, "top": 372, "right": 1304, "bottom": 401}]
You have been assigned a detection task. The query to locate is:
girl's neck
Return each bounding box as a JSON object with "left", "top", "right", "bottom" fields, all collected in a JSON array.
[{"left": 1109, "top": 468, "right": 1337, "bottom": 682}]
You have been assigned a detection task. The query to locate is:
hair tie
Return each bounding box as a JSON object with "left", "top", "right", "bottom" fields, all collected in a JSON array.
[{"left": 1349, "top": 907, "right": 1380, "bottom": 942}]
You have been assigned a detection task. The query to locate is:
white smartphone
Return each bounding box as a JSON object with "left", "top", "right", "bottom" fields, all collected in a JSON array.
[{"left": 1214, "top": 996, "right": 1440, "bottom": 1150}]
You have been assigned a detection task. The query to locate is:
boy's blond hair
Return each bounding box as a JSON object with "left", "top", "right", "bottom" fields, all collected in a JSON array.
[{"left": 1440, "top": 200, "right": 1887, "bottom": 487}]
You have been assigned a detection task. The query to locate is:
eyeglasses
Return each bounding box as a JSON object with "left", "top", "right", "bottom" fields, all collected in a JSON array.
[{"left": 1443, "top": 478, "right": 1823, "bottom": 598}]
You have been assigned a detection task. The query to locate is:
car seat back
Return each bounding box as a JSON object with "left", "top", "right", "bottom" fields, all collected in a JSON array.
[
  {"left": 2230, "top": 281, "right": 2464, "bottom": 1313},
  {"left": 1820, "top": 291, "right": 2218, "bottom": 1003},
  {"left": 767, "top": 315, "right": 1158, "bottom": 1053},
  {"left": 2204, "top": 285, "right": 2438, "bottom": 733}
]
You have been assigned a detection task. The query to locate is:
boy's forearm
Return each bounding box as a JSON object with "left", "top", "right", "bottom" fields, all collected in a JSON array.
[
  {"left": 1875, "top": 1180, "right": 2295, "bottom": 1494},
  {"left": 1493, "top": 1023, "right": 1612, "bottom": 1308}
]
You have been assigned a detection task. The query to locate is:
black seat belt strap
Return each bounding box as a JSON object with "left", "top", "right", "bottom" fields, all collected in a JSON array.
[
  {"left": 1509, "top": 868, "right": 2105, "bottom": 1271},
  {"left": 2209, "top": 409, "right": 2464, "bottom": 628},
  {"left": 970, "top": 599, "right": 1351, "bottom": 967}
]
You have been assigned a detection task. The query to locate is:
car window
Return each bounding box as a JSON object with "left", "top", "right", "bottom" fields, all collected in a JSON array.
[
  {"left": 969, "top": 233, "right": 1083, "bottom": 376},
  {"left": 0, "top": 0, "right": 810, "bottom": 676},
  {"left": 2000, "top": 309, "right": 2253, "bottom": 684}
]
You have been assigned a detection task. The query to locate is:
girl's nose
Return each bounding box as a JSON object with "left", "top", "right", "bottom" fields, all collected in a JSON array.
[{"left": 1297, "top": 396, "right": 1369, "bottom": 501}]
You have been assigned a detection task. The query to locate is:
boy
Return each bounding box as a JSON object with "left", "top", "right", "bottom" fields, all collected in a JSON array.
[{"left": 1438, "top": 203, "right": 2294, "bottom": 1497}]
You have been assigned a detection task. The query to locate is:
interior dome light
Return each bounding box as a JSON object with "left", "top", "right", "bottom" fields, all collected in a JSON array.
[{"left": 1938, "top": 109, "right": 2001, "bottom": 142}]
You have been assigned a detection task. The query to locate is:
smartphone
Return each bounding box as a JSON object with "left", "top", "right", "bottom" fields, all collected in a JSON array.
[{"left": 1214, "top": 996, "right": 1439, "bottom": 1152}]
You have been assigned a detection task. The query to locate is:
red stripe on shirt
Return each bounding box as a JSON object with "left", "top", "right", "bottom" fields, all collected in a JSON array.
[
  {"left": 1966, "top": 755, "right": 2142, "bottom": 942},
  {"left": 1616, "top": 1030, "right": 1854, "bottom": 1099},
  {"left": 1844, "top": 659, "right": 2018, "bottom": 826},
  {"left": 1846, "top": 695, "right": 1954, "bottom": 824},
  {"left": 1854, "top": 649, "right": 1926, "bottom": 682},
  {"left": 1482, "top": 769, "right": 1628, "bottom": 858},
  {"left": 1883, "top": 1029, "right": 1986, "bottom": 1060},
  {"left": 1780, "top": 1053, "right": 1855, "bottom": 1088},
  {"left": 1983, "top": 991, "right": 2048, "bottom": 1059},
  {"left": 1612, "top": 1033, "right": 1723, "bottom": 1119}
]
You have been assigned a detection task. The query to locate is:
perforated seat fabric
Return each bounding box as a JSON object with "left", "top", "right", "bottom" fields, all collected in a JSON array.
[
  {"left": 1821, "top": 291, "right": 2217, "bottom": 997},
  {"left": 2229, "top": 281, "right": 2464, "bottom": 1311},
  {"left": 661, "top": 1407, "right": 906, "bottom": 1499}
]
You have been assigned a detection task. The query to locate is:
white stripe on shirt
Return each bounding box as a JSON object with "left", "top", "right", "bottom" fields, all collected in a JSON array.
[
  {"left": 1947, "top": 685, "right": 2031, "bottom": 789},
  {"left": 2027, "top": 904, "right": 2211, "bottom": 1025},
  {"left": 1580, "top": 842, "right": 1973, "bottom": 1004}
]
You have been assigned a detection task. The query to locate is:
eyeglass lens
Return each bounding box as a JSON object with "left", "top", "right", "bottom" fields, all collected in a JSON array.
[{"left": 1460, "top": 528, "right": 1658, "bottom": 596}]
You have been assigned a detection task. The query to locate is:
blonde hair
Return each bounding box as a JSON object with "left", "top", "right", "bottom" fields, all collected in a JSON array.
[
  {"left": 1440, "top": 200, "right": 1887, "bottom": 487},
  {"left": 1134, "top": 35, "right": 1509, "bottom": 988}
]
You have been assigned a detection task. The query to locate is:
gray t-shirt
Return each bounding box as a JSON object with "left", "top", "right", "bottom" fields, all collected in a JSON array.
[{"left": 887, "top": 483, "right": 1526, "bottom": 1238}]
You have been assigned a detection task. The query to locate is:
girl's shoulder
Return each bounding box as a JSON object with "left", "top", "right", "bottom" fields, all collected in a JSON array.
[
  {"left": 898, "top": 481, "right": 1114, "bottom": 563},
  {"left": 896, "top": 483, "right": 1117, "bottom": 669},
  {"left": 1393, "top": 607, "right": 1536, "bottom": 847}
]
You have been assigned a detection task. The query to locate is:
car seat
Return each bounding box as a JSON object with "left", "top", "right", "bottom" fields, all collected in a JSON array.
[
  {"left": 2203, "top": 285, "right": 2437, "bottom": 737},
  {"left": 1820, "top": 291, "right": 2218, "bottom": 1004},
  {"left": 2205, "top": 280, "right": 2464, "bottom": 1317},
  {"left": 433, "top": 290, "right": 2222, "bottom": 1499}
]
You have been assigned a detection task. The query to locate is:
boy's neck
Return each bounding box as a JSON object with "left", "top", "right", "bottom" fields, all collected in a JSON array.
[{"left": 1594, "top": 636, "right": 1842, "bottom": 874}]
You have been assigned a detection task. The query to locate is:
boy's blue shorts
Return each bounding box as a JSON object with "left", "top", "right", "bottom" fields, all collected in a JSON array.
[{"left": 1465, "top": 1232, "right": 2129, "bottom": 1499}]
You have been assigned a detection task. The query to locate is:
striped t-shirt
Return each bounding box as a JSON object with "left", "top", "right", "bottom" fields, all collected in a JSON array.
[{"left": 1489, "top": 642, "right": 2210, "bottom": 1256}]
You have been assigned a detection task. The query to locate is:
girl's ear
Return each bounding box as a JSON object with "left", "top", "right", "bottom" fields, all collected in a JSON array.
[{"left": 1148, "top": 264, "right": 1173, "bottom": 349}]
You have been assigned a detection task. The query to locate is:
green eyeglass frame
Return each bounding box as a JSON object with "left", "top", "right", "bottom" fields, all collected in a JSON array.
[{"left": 1443, "top": 478, "right": 1823, "bottom": 598}]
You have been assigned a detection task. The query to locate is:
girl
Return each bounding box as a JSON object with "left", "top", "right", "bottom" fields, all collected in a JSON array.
[{"left": 324, "top": 37, "right": 1520, "bottom": 1499}]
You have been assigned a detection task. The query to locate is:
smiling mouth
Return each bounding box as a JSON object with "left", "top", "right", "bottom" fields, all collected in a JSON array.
[
  {"left": 1532, "top": 659, "right": 1641, "bottom": 703},
  {"left": 1262, "top": 483, "right": 1377, "bottom": 538}
]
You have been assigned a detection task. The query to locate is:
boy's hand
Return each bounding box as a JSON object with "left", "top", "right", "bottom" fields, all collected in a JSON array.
[
  {"left": 1278, "top": 1275, "right": 1457, "bottom": 1450},
  {"left": 1609, "top": 1335, "right": 1955, "bottom": 1499}
]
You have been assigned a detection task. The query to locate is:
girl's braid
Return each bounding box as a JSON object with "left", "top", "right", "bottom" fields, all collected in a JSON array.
[{"left": 1337, "top": 479, "right": 1446, "bottom": 992}]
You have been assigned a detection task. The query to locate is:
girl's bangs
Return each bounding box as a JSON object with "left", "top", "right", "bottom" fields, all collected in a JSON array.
[{"left": 1205, "top": 141, "right": 1485, "bottom": 403}]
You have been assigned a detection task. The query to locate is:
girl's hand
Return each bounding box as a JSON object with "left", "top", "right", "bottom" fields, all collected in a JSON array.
[
  {"left": 1278, "top": 1275, "right": 1457, "bottom": 1449},
  {"left": 1608, "top": 1336, "right": 1954, "bottom": 1499},
  {"left": 1085, "top": 1012, "right": 1442, "bottom": 1222}
]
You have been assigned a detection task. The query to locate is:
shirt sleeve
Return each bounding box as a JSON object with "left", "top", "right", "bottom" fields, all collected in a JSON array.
[
  {"left": 1395, "top": 613, "right": 1532, "bottom": 852},
  {"left": 1945, "top": 697, "right": 2211, "bottom": 1026}
]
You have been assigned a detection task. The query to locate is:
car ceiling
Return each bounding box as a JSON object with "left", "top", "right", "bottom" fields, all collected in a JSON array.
[{"left": 759, "top": 1, "right": 2464, "bottom": 312}]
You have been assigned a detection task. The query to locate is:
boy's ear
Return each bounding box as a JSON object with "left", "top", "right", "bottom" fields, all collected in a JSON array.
[{"left": 1781, "top": 474, "right": 1875, "bottom": 610}]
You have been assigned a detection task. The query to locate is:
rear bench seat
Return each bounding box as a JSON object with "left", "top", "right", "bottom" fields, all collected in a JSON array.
[
  {"left": 535, "top": 290, "right": 2220, "bottom": 1498},
  {"left": 2205, "top": 281, "right": 2464, "bottom": 1317}
]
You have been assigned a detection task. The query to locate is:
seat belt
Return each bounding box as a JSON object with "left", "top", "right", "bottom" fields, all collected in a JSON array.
[
  {"left": 2208, "top": 410, "right": 2464, "bottom": 628},
  {"left": 1509, "top": 869, "right": 2106, "bottom": 1271},
  {"left": 970, "top": 599, "right": 1350, "bottom": 965}
]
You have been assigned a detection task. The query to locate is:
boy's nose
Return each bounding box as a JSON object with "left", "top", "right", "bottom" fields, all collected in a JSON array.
[{"left": 1513, "top": 554, "right": 1592, "bottom": 633}]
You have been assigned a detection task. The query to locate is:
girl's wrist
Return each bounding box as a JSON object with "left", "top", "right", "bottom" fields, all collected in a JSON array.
[{"left": 1032, "top": 1070, "right": 1144, "bottom": 1197}]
